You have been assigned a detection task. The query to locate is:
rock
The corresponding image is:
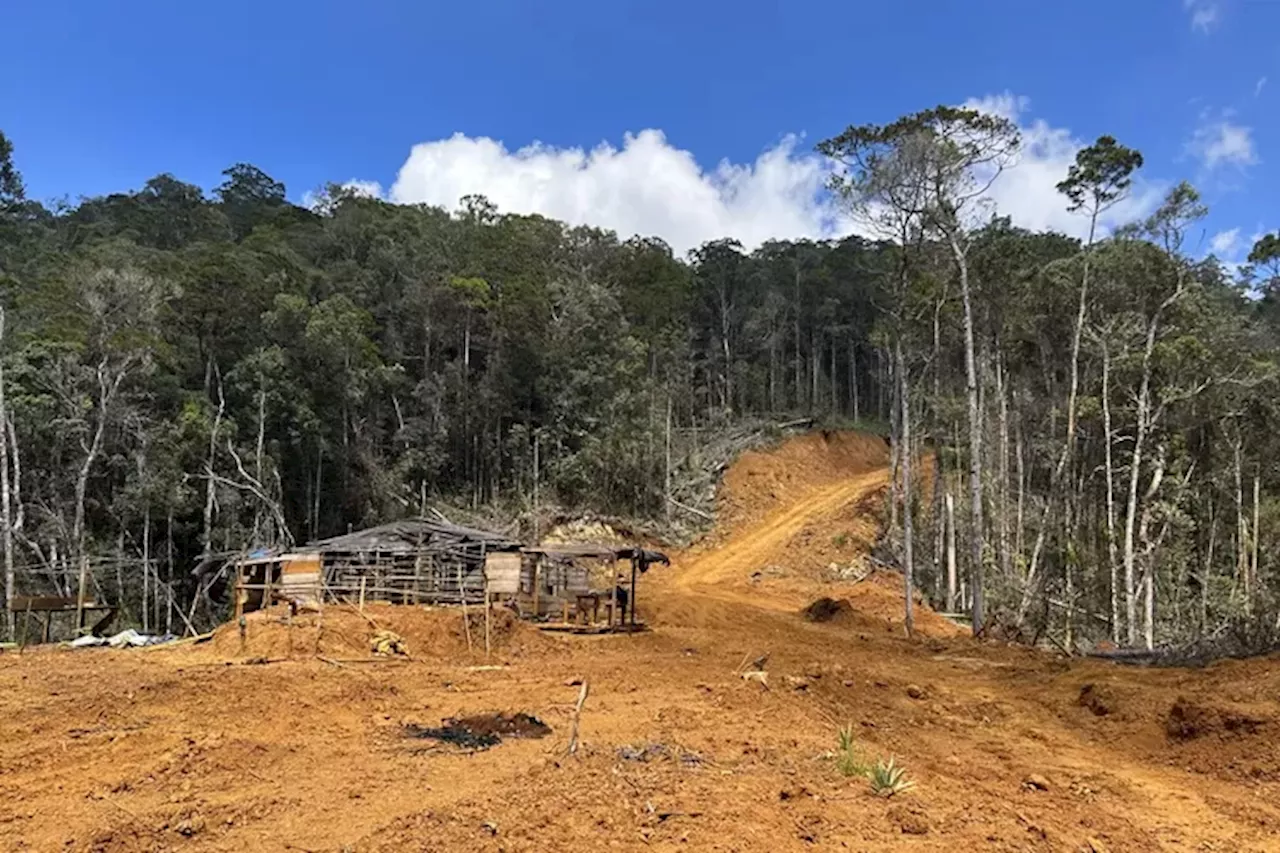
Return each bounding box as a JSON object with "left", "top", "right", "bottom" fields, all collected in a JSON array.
[
  {"left": 842, "top": 679, "right": 855, "bottom": 688},
  {"left": 1022, "top": 773, "right": 1051, "bottom": 791},
  {"left": 784, "top": 675, "right": 809, "bottom": 691},
  {"left": 1077, "top": 683, "right": 1113, "bottom": 716},
  {"left": 905, "top": 684, "right": 926, "bottom": 700},
  {"left": 174, "top": 816, "right": 205, "bottom": 837},
  {"left": 804, "top": 662, "right": 824, "bottom": 679},
  {"left": 1086, "top": 837, "right": 1110, "bottom": 853}
]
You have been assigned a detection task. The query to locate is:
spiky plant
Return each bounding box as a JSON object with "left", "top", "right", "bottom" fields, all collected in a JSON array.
[
  {"left": 868, "top": 756, "right": 915, "bottom": 797},
  {"left": 834, "top": 725, "right": 869, "bottom": 778}
]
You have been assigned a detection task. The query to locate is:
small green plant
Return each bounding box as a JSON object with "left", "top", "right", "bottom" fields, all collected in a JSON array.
[
  {"left": 832, "top": 532, "right": 849, "bottom": 549},
  {"left": 834, "top": 725, "right": 869, "bottom": 778},
  {"left": 868, "top": 756, "right": 915, "bottom": 797}
]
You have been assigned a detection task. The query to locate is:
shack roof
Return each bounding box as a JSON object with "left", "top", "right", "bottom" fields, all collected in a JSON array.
[
  {"left": 306, "top": 518, "right": 519, "bottom": 553},
  {"left": 521, "top": 544, "right": 670, "bottom": 567}
]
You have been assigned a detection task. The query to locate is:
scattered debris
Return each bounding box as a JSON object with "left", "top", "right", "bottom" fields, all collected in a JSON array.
[
  {"left": 70, "top": 629, "right": 177, "bottom": 648},
  {"left": 567, "top": 681, "right": 589, "bottom": 755},
  {"left": 905, "top": 684, "right": 926, "bottom": 700},
  {"left": 1022, "top": 773, "right": 1051, "bottom": 791},
  {"left": 616, "top": 743, "right": 703, "bottom": 765},
  {"left": 372, "top": 630, "right": 409, "bottom": 657},
  {"left": 741, "top": 670, "right": 769, "bottom": 689},
  {"left": 403, "top": 713, "right": 551, "bottom": 751}
]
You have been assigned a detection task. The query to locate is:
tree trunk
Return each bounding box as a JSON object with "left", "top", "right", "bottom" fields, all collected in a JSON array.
[
  {"left": 1251, "top": 470, "right": 1260, "bottom": 610},
  {"left": 1234, "top": 436, "right": 1248, "bottom": 610},
  {"left": 1122, "top": 314, "right": 1160, "bottom": 645},
  {"left": 897, "top": 340, "right": 914, "bottom": 636},
  {"left": 949, "top": 236, "right": 985, "bottom": 633},
  {"left": 0, "top": 307, "right": 12, "bottom": 639},
  {"left": 142, "top": 506, "right": 151, "bottom": 634},
  {"left": 202, "top": 371, "right": 225, "bottom": 566},
  {"left": 849, "top": 340, "right": 859, "bottom": 422},
  {"left": 1101, "top": 338, "right": 1120, "bottom": 644},
  {"left": 946, "top": 492, "right": 958, "bottom": 612},
  {"left": 165, "top": 508, "right": 174, "bottom": 635},
  {"left": 995, "top": 349, "right": 1012, "bottom": 583}
]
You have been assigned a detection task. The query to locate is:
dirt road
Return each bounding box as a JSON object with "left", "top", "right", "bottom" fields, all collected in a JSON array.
[{"left": 0, "top": 431, "right": 1278, "bottom": 851}]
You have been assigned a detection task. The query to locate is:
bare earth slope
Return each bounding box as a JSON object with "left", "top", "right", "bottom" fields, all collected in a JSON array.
[{"left": 1, "top": 431, "right": 1278, "bottom": 851}]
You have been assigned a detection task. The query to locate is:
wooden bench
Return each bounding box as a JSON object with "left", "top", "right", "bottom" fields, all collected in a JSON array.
[{"left": 7, "top": 596, "right": 117, "bottom": 645}]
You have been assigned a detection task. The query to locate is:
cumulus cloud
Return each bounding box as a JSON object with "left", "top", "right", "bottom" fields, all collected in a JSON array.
[
  {"left": 1210, "top": 227, "right": 1241, "bottom": 256},
  {"left": 1187, "top": 113, "right": 1258, "bottom": 170},
  {"left": 962, "top": 93, "right": 1163, "bottom": 235},
  {"left": 386, "top": 130, "right": 845, "bottom": 255},
  {"left": 350, "top": 94, "right": 1159, "bottom": 254},
  {"left": 1185, "top": 0, "right": 1221, "bottom": 32}
]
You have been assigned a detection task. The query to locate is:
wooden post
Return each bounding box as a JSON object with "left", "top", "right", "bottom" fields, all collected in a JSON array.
[
  {"left": 532, "top": 555, "right": 540, "bottom": 621},
  {"left": 567, "top": 680, "right": 589, "bottom": 755},
  {"left": 358, "top": 575, "right": 367, "bottom": 613},
  {"left": 484, "top": 579, "right": 491, "bottom": 659},
  {"left": 458, "top": 564, "right": 473, "bottom": 653},
  {"left": 608, "top": 561, "right": 619, "bottom": 629},
  {"left": 234, "top": 564, "right": 246, "bottom": 623},
  {"left": 18, "top": 599, "right": 30, "bottom": 649},
  {"left": 630, "top": 557, "right": 638, "bottom": 628},
  {"left": 75, "top": 554, "right": 89, "bottom": 634},
  {"left": 263, "top": 562, "right": 274, "bottom": 614}
]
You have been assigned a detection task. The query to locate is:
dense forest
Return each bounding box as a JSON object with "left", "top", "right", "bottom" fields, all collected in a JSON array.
[{"left": 1, "top": 107, "right": 1278, "bottom": 650}]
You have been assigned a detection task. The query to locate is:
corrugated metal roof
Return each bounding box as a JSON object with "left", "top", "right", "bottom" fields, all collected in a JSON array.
[{"left": 305, "top": 518, "right": 519, "bottom": 553}]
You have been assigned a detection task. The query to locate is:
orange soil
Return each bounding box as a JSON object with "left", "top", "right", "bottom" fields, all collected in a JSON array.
[{"left": 1, "top": 430, "right": 1279, "bottom": 851}]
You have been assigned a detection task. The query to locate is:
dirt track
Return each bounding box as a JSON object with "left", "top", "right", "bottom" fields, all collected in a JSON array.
[{"left": 1, "top": 431, "right": 1279, "bottom": 851}]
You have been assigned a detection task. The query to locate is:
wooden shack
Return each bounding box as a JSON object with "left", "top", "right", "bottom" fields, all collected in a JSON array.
[
  {"left": 234, "top": 518, "right": 519, "bottom": 615},
  {"left": 505, "top": 544, "right": 669, "bottom": 632}
]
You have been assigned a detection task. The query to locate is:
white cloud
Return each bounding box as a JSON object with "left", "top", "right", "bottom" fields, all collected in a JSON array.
[
  {"left": 386, "top": 130, "right": 844, "bottom": 255},
  {"left": 1210, "top": 227, "right": 1241, "bottom": 256},
  {"left": 354, "top": 94, "right": 1158, "bottom": 254},
  {"left": 1186, "top": 112, "right": 1258, "bottom": 170},
  {"left": 1256, "top": 76, "right": 1268, "bottom": 97},
  {"left": 962, "top": 93, "right": 1162, "bottom": 236},
  {"left": 1184, "top": 0, "right": 1221, "bottom": 32}
]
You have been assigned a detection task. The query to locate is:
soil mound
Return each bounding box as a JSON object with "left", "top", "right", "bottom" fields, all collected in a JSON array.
[
  {"left": 201, "top": 601, "right": 550, "bottom": 660},
  {"left": 404, "top": 712, "right": 551, "bottom": 750},
  {"left": 802, "top": 597, "right": 854, "bottom": 622},
  {"left": 1077, "top": 683, "right": 1115, "bottom": 717},
  {"left": 1165, "top": 696, "right": 1268, "bottom": 741}
]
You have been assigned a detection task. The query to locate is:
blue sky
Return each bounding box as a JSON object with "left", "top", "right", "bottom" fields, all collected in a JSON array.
[{"left": 2, "top": 0, "right": 1276, "bottom": 257}]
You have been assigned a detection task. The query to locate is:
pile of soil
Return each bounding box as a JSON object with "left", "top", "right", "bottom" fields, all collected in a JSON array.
[
  {"left": 802, "top": 597, "right": 854, "bottom": 622},
  {"left": 201, "top": 601, "right": 550, "bottom": 661},
  {"left": 404, "top": 713, "right": 551, "bottom": 750},
  {"left": 1077, "top": 683, "right": 1116, "bottom": 717},
  {"left": 1165, "top": 696, "right": 1268, "bottom": 741}
]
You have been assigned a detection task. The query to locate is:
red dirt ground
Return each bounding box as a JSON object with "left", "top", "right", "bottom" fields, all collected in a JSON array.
[{"left": 1, "top": 431, "right": 1279, "bottom": 851}]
